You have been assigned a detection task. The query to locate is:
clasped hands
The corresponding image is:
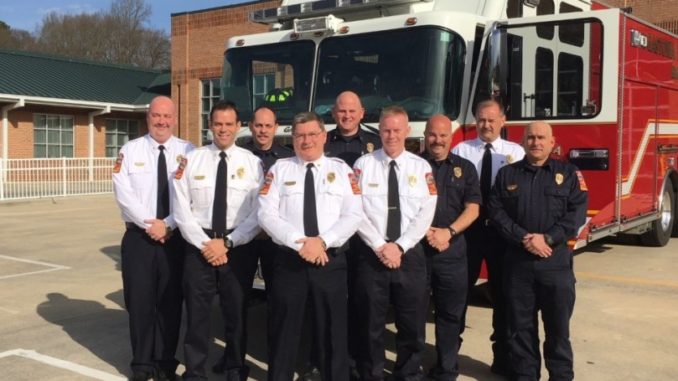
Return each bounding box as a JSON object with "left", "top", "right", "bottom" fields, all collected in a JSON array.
[
  {"left": 375, "top": 242, "right": 403, "bottom": 269},
  {"left": 522, "top": 233, "right": 552, "bottom": 258},
  {"left": 296, "top": 237, "right": 329, "bottom": 266}
]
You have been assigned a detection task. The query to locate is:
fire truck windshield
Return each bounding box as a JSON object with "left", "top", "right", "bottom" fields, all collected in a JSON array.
[
  {"left": 315, "top": 27, "right": 465, "bottom": 124},
  {"left": 222, "top": 40, "right": 315, "bottom": 124},
  {"left": 222, "top": 27, "right": 464, "bottom": 125}
]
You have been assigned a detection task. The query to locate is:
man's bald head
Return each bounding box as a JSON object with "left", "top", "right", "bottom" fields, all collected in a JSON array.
[
  {"left": 424, "top": 114, "right": 453, "bottom": 161},
  {"left": 522, "top": 121, "right": 555, "bottom": 166},
  {"left": 332, "top": 91, "right": 365, "bottom": 136}
]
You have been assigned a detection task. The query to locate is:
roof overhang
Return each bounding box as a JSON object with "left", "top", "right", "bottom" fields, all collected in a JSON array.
[{"left": 0, "top": 93, "right": 149, "bottom": 113}]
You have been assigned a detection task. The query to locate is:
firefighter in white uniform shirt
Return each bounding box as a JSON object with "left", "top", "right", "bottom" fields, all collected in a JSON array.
[
  {"left": 353, "top": 105, "right": 437, "bottom": 380},
  {"left": 258, "top": 111, "right": 364, "bottom": 381},
  {"left": 112, "top": 95, "right": 194, "bottom": 381},
  {"left": 172, "top": 101, "right": 263, "bottom": 381},
  {"left": 452, "top": 99, "right": 525, "bottom": 375}
]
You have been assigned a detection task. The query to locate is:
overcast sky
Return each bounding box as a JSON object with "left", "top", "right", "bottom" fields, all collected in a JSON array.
[{"left": 0, "top": 0, "right": 246, "bottom": 34}]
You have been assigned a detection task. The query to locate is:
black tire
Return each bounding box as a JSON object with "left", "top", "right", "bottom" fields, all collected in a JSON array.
[{"left": 640, "top": 182, "right": 675, "bottom": 247}]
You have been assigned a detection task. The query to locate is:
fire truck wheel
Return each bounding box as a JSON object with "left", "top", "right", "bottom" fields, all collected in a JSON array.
[{"left": 640, "top": 182, "right": 675, "bottom": 247}]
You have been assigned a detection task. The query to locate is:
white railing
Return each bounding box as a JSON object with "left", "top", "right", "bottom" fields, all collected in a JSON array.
[{"left": 0, "top": 157, "right": 115, "bottom": 201}]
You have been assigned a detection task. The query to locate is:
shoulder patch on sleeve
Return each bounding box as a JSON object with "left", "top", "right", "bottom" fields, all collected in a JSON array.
[
  {"left": 425, "top": 172, "right": 437, "bottom": 195},
  {"left": 174, "top": 156, "right": 187, "bottom": 180},
  {"left": 260, "top": 172, "right": 274, "bottom": 195},
  {"left": 576, "top": 170, "right": 588, "bottom": 192},
  {"left": 113, "top": 153, "right": 124, "bottom": 173},
  {"left": 348, "top": 173, "right": 361, "bottom": 195}
]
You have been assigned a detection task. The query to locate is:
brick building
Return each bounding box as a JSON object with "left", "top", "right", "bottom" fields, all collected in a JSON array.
[
  {"left": 171, "top": 0, "right": 279, "bottom": 146},
  {"left": 0, "top": 50, "right": 169, "bottom": 159},
  {"left": 170, "top": 0, "right": 678, "bottom": 147}
]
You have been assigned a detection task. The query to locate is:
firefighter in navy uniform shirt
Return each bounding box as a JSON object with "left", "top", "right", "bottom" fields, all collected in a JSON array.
[
  {"left": 172, "top": 101, "right": 264, "bottom": 381},
  {"left": 242, "top": 106, "right": 294, "bottom": 173},
  {"left": 421, "top": 115, "right": 481, "bottom": 381},
  {"left": 112, "top": 95, "right": 194, "bottom": 381},
  {"left": 324, "top": 90, "right": 381, "bottom": 167},
  {"left": 488, "top": 121, "right": 588, "bottom": 381}
]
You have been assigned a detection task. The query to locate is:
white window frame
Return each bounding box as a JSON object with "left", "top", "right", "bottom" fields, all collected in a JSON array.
[
  {"left": 33, "top": 114, "right": 74, "bottom": 158},
  {"left": 201, "top": 78, "right": 221, "bottom": 145},
  {"left": 105, "top": 119, "right": 140, "bottom": 157}
]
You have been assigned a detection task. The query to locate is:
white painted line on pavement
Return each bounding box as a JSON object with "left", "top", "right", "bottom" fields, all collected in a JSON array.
[
  {"left": 0, "top": 349, "right": 125, "bottom": 381},
  {"left": 0, "top": 254, "right": 70, "bottom": 280},
  {"left": 0, "top": 306, "right": 18, "bottom": 314}
]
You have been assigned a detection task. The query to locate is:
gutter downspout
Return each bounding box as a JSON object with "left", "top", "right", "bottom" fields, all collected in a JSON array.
[
  {"left": 1, "top": 98, "right": 25, "bottom": 201},
  {"left": 88, "top": 106, "right": 111, "bottom": 181}
]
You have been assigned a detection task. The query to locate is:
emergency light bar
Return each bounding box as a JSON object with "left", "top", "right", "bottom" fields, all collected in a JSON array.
[
  {"left": 294, "top": 15, "right": 343, "bottom": 33},
  {"left": 250, "top": 0, "right": 427, "bottom": 25}
]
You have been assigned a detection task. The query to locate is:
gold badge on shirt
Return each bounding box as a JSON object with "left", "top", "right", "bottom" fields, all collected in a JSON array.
[
  {"left": 134, "top": 162, "right": 145, "bottom": 167},
  {"left": 555, "top": 173, "right": 564, "bottom": 185},
  {"left": 194, "top": 175, "right": 205, "bottom": 180},
  {"left": 327, "top": 172, "right": 336, "bottom": 183},
  {"left": 408, "top": 175, "right": 417, "bottom": 187},
  {"left": 506, "top": 155, "right": 513, "bottom": 164},
  {"left": 454, "top": 167, "right": 462, "bottom": 178},
  {"left": 237, "top": 167, "right": 245, "bottom": 179},
  {"left": 176, "top": 155, "right": 183, "bottom": 164},
  {"left": 366, "top": 142, "right": 375, "bottom": 153}
]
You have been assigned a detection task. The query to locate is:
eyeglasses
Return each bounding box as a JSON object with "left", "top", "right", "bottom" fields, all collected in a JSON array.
[{"left": 292, "top": 131, "right": 324, "bottom": 140}]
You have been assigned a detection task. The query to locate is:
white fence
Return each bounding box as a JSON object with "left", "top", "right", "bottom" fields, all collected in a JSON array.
[{"left": 0, "top": 158, "right": 115, "bottom": 201}]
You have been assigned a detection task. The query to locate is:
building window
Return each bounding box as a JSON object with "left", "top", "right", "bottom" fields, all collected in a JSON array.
[
  {"left": 34, "top": 114, "right": 74, "bottom": 158},
  {"left": 201, "top": 78, "right": 221, "bottom": 145},
  {"left": 106, "top": 119, "right": 140, "bottom": 157}
]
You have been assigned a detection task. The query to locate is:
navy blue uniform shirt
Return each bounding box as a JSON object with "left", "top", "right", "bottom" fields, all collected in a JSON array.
[
  {"left": 324, "top": 126, "right": 381, "bottom": 167},
  {"left": 488, "top": 158, "right": 588, "bottom": 269},
  {"left": 243, "top": 140, "right": 294, "bottom": 172},
  {"left": 422, "top": 152, "right": 482, "bottom": 229}
]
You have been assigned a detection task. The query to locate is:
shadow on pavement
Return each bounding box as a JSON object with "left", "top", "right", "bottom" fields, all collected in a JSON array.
[
  {"left": 36, "top": 292, "right": 130, "bottom": 376},
  {"left": 100, "top": 245, "right": 122, "bottom": 271}
]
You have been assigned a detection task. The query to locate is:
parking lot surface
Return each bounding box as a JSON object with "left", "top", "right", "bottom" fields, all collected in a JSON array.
[{"left": 1, "top": 195, "right": 677, "bottom": 380}]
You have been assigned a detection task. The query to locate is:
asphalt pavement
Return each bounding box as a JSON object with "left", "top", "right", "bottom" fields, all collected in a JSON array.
[{"left": 1, "top": 195, "right": 677, "bottom": 380}]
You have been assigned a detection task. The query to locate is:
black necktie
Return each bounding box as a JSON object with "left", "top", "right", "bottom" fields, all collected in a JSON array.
[
  {"left": 156, "top": 145, "right": 169, "bottom": 219},
  {"left": 303, "top": 163, "right": 319, "bottom": 237},
  {"left": 212, "top": 151, "right": 228, "bottom": 233},
  {"left": 386, "top": 160, "right": 401, "bottom": 241},
  {"left": 481, "top": 143, "right": 493, "bottom": 205}
]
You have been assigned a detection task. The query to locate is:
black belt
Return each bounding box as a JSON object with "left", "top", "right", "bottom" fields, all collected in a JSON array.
[{"left": 203, "top": 228, "right": 234, "bottom": 239}]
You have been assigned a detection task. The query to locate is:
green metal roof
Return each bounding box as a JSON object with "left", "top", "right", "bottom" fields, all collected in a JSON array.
[{"left": 0, "top": 49, "right": 170, "bottom": 105}]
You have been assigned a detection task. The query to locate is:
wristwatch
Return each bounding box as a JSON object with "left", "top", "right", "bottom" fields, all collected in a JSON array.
[
  {"left": 544, "top": 234, "right": 554, "bottom": 247},
  {"left": 447, "top": 226, "right": 458, "bottom": 240},
  {"left": 224, "top": 237, "right": 234, "bottom": 249}
]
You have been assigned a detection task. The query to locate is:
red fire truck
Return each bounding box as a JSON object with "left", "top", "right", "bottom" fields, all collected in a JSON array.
[{"left": 221, "top": 0, "right": 678, "bottom": 248}]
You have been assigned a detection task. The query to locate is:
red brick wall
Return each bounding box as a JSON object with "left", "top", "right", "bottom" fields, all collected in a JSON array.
[
  {"left": 4, "top": 106, "right": 145, "bottom": 159},
  {"left": 171, "top": 0, "right": 280, "bottom": 146}
]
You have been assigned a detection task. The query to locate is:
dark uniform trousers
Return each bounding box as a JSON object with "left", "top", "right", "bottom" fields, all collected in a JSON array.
[
  {"left": 252, "top": 236, "right": 278, "bottom": 288},
  {"left": 268, "top": 246, "right": 349, "bottom": 381},
  {"left": 423, "top": 236, "right": 468, "bottom": 381},
  {"left": 354, "top": 240, "right": 428, "bottom": 381},
  {"left": 504, "top": 253, "right": 575, "bottom": 381},
  {"left": 464, "top": 219, "right": 508, "bottom": 365},
  {"left": 121, "top": 225, "right": 185, "bottom": 374},
  {"left": 182, "top": 240, "right": 258, "bottom": 381}
]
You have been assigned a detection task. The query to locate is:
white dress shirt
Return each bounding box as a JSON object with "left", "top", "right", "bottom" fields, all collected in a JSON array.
[
  {"left": 172, "top": 143, "right": 264, "bottom": 250},
  {"left": 113, "top": 134, "right": 194, "bottom": 230},
  {"left": 354, "top": 149, "right": 437, "bottom": 252},
  {"left": 452, "top": 137, "right": 525, "bottom": 187},
  {"left": 258, "top": 155, "right": 364, "bottom": 252}
]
